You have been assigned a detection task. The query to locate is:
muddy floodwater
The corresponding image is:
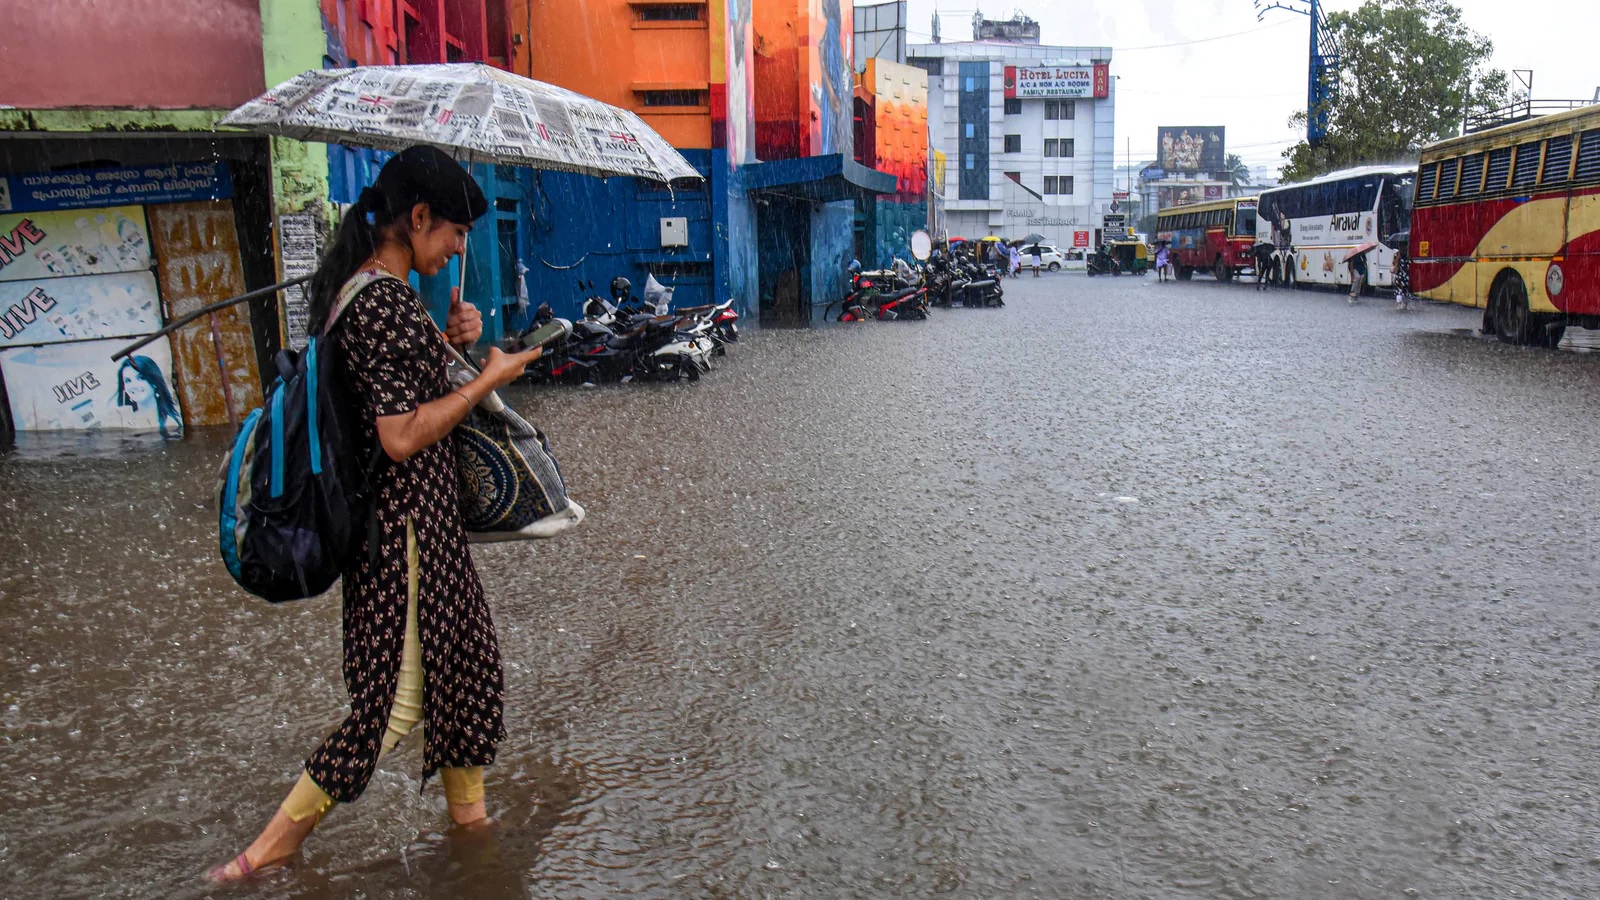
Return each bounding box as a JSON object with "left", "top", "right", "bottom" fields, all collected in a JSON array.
[{"left": 6, "top": 275, "right": 1600, "bottom": 898}]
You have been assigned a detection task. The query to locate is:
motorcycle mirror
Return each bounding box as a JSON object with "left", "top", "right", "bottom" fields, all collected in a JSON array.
[{"left": 910, "top": 230, "right": 932, "bottom": 261}]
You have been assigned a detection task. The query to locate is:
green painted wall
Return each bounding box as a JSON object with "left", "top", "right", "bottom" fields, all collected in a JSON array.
[
  {"left": 258, "top": 0, "right": 335, "bottom": 344},
  {"left": 0, "top": 109, "right": 230, "bottom": 133}
]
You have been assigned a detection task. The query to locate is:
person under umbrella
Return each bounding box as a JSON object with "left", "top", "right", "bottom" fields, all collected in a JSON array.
[{"left": 208, "top": 146, "right": 546, "bottom": 882}]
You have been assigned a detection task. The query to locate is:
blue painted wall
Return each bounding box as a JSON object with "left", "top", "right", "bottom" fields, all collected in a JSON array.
[
  {"left": 810, "top": 200, "right": 856, "bottom": 315},
  {"left": 870, "top": 200, "right": 929, "bottom": 269},
  {"left": 509, "top": 150, "right": 717, "bottom": 329}
]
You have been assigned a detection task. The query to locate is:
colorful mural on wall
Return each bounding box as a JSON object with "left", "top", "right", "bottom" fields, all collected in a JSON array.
[
  {"left": 864, "top": 58, "right": 929, "bottom": 267},
  {"left": 754, "top": 0, "right": 854, "bottom": 161},
  {"left": 810, "top": 0, "right": 854, "bottom": 159}
]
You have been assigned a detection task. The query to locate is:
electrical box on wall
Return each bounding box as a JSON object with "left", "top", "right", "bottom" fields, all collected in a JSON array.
[{"left": 660, "top": 217, "right": 689, "bottom": 248}]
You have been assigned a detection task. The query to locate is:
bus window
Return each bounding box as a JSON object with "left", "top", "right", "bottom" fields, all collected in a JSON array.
[
  {"left": 1235, "top": 205, "right": 1257, "bottom": 237},
  {"left": 1486, "top": 147, "right": 1513, "bottom": 191},
  {"left": 1416, "top": 162, "right": 1438, "bottom": 203},
  {"left": 1541, "top": 135, "right": 1573, "bottom": 185},
  {"left": 1437, "top": 159, "right": 1459, "bottom": 199},
  {"left": 1459, "top": 153, "right": 1485, "bottom": 195},
  {"left": 1511, "top": 141, "right": 1541, "bottom": 188},
  {"left": 1577, "top": 130, "right": 1600, "bottom": 182}
]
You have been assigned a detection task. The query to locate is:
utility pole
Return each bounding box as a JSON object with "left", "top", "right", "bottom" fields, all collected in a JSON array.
[{"left": 1256, "top": 0, "right": 1341, "bottom": 147}]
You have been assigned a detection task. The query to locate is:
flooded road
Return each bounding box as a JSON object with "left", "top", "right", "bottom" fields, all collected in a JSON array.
[{"left": 6, "top": 274, "right": 1600, "bottom": 898}]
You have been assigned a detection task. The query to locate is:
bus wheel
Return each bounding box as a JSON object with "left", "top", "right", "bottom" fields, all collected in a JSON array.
[
  {"left": 1492, "top": 274, "right": 1542, "bottom": 346},
  {"left": 1214, "top": 258, "right": 1232, "bottom": 282},
  {"left": 1177, "top": 266, "right": 1194, "bottom": 281}
]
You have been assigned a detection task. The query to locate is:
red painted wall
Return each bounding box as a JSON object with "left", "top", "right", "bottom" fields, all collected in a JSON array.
[{"left": 4, "top": 0, "right": 265, "bottom": 109}]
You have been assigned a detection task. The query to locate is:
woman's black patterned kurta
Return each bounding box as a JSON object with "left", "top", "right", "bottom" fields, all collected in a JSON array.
[{"left": 304, "top": 274, "right": 505, "bottom": 804}]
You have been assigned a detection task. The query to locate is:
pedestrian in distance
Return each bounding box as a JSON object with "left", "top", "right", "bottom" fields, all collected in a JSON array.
[
  {"left": 1010, "top": 242, "right": 1022, "bottom": 278},
  {"left": 1032, "top": 244, "right": 1043, "bottom": 277},
  {"left": 1254, "top": 242, "right": 1276, "bottom": 292},
  {"left": 1154, "top": 243, "right": 1170, "bottom": 283},
  {"left": 1347, "top": 246, "right": 1370, "bottom": 304},
  {"left": 207, "top": 146, "right": 548, "bottom": 883}
]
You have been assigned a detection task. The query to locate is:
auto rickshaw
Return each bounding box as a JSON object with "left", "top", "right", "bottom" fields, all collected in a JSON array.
[{"left": 1107, "top": 240, "right": 1149, "bottom": 275}]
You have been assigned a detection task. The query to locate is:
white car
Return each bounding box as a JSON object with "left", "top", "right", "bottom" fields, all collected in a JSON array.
[{"left": 1020, "top": 244, "right": 1067, "bottom": 271}]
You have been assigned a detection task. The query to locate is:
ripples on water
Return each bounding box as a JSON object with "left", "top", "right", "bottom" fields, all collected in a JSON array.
[{"left": 5, "top": 279, "right": 1600, "bottom": 898}]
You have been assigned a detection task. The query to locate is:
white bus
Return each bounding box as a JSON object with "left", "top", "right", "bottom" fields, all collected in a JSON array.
[{"left": 1256, "top": 165, "right": 1416, "bottom": 289}]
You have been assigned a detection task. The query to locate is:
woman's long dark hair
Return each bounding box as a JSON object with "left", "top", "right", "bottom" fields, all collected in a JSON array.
[{"left": 307, "top": 187, "right": 399, "bottom": 336}]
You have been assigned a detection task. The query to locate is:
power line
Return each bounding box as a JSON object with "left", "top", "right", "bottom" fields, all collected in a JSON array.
[{"left": 1116, "top": 18, "right": 1297, "bottom": 51}]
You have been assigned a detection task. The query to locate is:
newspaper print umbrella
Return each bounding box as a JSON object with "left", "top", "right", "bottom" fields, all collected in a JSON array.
[{"left": 222, "top": 63, "right": 701, "bottom": 183}]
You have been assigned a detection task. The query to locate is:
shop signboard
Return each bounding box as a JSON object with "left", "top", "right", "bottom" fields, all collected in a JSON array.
[
  {"left": 1005, "top": 64, "right": 1112, "bottom": 100},
  {"left": 0, "top": 162, "right": 232, "bottom": 215},
  {"left": 0, "top": 207, "right": 152, "bottom": 283},
  {"left": 0, "top": 337, "right": 182, "bottom": 435},
  {"left": 0, "top": 271, "right": 162, "bottom": 347},
  {"left": 1073, "top": 231, "right": 1090, "bottom": 248}
]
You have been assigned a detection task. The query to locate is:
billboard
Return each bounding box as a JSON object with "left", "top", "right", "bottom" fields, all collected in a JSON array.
[
  {"left": 1005, "top": 65, "right": 1111, "bottom": 100},
  {"left": 1157, "top": 127, "right": 1226, "bottom": 174}
]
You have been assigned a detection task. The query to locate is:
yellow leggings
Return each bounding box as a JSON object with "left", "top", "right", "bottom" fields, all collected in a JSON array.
[{"left": 282, "top": 521, "right": 483, "bottom": 822}]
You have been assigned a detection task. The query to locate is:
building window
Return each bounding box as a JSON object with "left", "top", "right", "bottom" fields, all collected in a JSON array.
[
  {"left": 638, "top": 4, "right": 702, "bottom": 21},
  {"left": 1045, "top": 100, "right": 1076, "bottom": 120},
  {"left": 1004, "top": 98, "right": 1022, "bottom": 115},
  {"left": 965, "top": 123, "right": 975, "bottom": 138},
  {"left": 909, "top": 57, "right": 943, "bottom": 77},
  {"left": 965, "top": 76, "right": 977, "bottom": 91},
  {"left": 1004, "top": 134, "right": 1021, "bottom": 154},
  {"left": 965, "top": 154, "right": 976, "bottom": 170},
  {"left": 1042, "top": 176, "right": 1073, "bottom": 195},
  {"left": 640, "top": 90, "right": 707, "bottom": 107},
  {"left": 1042, "top": 139, "right": 1075, "bottom": 158}
]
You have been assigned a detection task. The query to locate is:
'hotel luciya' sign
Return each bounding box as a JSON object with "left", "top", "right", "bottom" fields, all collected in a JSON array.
[{"left": 1005, "top": 65, "right": 1111, "bottom": 100}]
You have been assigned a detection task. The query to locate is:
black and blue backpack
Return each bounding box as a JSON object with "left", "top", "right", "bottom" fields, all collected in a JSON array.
[{"left": 216, "top": 274, "right": 379, "bottom": 603}]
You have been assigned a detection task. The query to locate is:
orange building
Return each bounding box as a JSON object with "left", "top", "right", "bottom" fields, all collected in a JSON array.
[
  {"left": 510, "top": 0, "right": 719, "bottom": 149},
  {"left": 508, "top": 0, "right": 894, "bottom": 323}
]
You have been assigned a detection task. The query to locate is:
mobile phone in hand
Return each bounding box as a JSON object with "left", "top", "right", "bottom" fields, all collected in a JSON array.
[{"left": 511, "top": 318, "right": 571, "bottom": 353}]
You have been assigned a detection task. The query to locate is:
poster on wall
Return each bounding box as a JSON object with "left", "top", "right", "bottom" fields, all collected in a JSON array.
[
  {"left": 1156, "top": 127, "right": 1226, "bottom": 174},
  {"left": 0, "top": 206, "right": 152, "bottom": 283},
  {"left": 0, "top": 337, "right": 182, "bottom": 435},
  {"left": 0, "top": 271, "right": 163, "bottom": 347}
]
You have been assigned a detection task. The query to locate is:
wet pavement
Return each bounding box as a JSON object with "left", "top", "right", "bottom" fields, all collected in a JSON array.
[{"left": 6, "top": 272, "right": 1600, "bottom": 898}]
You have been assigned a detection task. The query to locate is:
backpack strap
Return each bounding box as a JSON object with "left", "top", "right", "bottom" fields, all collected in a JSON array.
[{"left": 325, "top": 267, "right": 405, "bottom": 333}]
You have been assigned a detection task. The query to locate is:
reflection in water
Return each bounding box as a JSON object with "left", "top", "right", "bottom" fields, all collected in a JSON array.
[{"left": 7, "top": 284, "right": 1600, "bottom": 897}]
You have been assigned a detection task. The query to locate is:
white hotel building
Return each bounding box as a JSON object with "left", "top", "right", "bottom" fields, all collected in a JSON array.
[{"left": 909, "top": 30, "right": 1117, "bottom": 252}]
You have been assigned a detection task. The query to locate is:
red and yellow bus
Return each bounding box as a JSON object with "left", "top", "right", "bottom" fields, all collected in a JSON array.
[
  {"left": 1154, "top": 197, "right": 1258, "bottom": 282},
  {"left": 1410, "top": 103, "right": 1600, "bottom": 346}
]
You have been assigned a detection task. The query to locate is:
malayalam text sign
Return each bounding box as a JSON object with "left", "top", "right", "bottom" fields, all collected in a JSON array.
[{"left": 0, "top": 162, "right": 233, "bottom": 215}]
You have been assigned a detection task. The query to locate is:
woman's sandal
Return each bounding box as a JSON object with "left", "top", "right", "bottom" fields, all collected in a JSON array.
[{"left": 205, "top": 851, "right": 289, "bottom": 883}]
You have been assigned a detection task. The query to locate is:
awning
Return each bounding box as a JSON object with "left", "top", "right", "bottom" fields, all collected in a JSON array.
[{"left": 745, "top": 153, "right": 897, "bottom": 203}]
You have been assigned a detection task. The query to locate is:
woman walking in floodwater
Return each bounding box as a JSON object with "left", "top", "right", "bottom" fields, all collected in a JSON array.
[{"left": 209, "top": 146, "right": 545, "bottom": 882}]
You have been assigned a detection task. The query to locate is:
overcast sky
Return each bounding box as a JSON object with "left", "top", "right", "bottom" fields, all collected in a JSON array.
[{"left": 902, "top": 0, "right": 1599, "bottom": 178}]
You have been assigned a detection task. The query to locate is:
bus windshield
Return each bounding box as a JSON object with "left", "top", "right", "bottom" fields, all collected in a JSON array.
[
  {"left": 1380, "top": 175, "right": 1415, "bottom": 242},
  {"left": 1235, "top": 206, "right": 1257, "bottom": 237}
]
